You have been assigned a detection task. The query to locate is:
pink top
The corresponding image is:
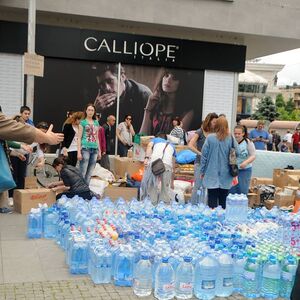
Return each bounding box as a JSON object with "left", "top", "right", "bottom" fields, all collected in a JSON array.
[{"left": 98, "top": 126, "right": 106, "bottom": 153}]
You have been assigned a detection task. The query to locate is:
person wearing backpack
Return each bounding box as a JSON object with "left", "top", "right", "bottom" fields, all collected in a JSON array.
[{"left": 141, "top": 133, "right": 176, "bottom": 205}]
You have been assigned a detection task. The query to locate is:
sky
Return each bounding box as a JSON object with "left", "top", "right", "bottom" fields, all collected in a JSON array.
[{"left": 257, "top": 48, "right": 300, "bottom": 86}]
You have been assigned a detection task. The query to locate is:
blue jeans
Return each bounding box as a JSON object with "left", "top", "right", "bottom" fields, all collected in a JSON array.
[
  {"left": 191, "top": 163, "right": 202, "bottom": 204},
  {"left": 80, "top": 148, "right": 98, "bottom": 184},
  {"left": 230, "top": 167, "right": 252, "bottom": 195}
]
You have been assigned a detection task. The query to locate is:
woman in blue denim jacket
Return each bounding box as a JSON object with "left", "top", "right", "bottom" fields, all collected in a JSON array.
[{"left": 200, "top": 117, "right": 238, "bottom": 209}]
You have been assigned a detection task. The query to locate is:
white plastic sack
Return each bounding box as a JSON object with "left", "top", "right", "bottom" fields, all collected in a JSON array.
[
  {"left": 173, "top": 180, "right": 192, "bottom": 193},
  {"left": 167, "top": 134, "right": 180, "bottom": 145},
  {"left": 171, "top": 189, "right": 185, "bottom": 204},
  {"left": 89, "top": 178, "right": 109, "bottom": 197},
  {"left": 92, "top": 163, "right": 115, "bottom": 182}
]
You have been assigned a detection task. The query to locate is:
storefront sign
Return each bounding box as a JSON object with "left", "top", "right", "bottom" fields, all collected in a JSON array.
[{"left": 0, "top": 21, "right": 246, "bottom": 72}]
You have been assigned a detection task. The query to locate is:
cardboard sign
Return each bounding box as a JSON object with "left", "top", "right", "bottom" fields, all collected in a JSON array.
[{"left": 24, "top": 52, "right": 44, "bottom": 77}]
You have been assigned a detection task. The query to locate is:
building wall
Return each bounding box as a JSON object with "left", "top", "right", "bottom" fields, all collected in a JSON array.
[{"left": 1, "top": 0, "right": 300, "bottom": 58}]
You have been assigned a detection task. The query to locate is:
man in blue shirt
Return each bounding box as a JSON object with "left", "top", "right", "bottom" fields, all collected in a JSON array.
[{"left": 249, "top": 121, "right": 269, "bottom": 150}]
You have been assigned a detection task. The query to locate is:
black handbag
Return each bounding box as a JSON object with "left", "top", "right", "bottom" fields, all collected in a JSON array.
[
  {"left": 229, "top": 136, "right": 239, "bottom": 177},
  {"left": 151, "top": 142, "right": 169, "bottom": 176}
]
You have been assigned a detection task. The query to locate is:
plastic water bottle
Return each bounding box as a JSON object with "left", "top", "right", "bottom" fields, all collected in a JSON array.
[
  {"left": 261, "top": 255, "right": 281, "bottom": 298},
  {"left": 91, "top": 246, "right": 112, "bottom": 284},
  {"left": 280, "top": 255, "right": 298, "bottom": 299},
  {"left": 27, "top": 208, "right": 43, "bottom": 239},
  {"left": 242, "top": 256, "right": 260, "bottom": 298},
  {"left": 194, "top": 253, "right": 218, "bottom": 300},
  {"left": 114, "top": 245, "right": 135, "bottom": 286},
  {"left": 216, "top": 251, "right": 234, "bottom": 297},
  {"left": 233, "top": 252, "right": 246, "bottom": 293},
  {"left": 133, "top": 253, "right": 152, "bottom": 297},
  {"left": 69, "top": 235, "right": 88, "bottom": 274},
  {"left": 175, "top": 256, "right": 194, "bottom": 299},
  {"left": 43, "top": 208, "right": 59, "bottom": 239},
  {"left": 154, "top": 257, "right": 175, "bottom": 300}
]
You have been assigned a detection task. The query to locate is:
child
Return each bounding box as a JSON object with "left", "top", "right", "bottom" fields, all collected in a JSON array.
[{"left": 280, "top": 139, "right": 289, "bottom": 152}]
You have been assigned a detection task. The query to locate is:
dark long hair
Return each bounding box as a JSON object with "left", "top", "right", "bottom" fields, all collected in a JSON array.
[{"left": 83, "top": 103, "right": 97, "bottom": 120}]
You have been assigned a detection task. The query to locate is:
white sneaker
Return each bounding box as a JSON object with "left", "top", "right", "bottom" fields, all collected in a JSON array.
[{"left": 8, "top": 197, "right": 13, "bottom": 207}]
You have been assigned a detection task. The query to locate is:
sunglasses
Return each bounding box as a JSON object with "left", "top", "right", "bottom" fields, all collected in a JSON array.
[{"left": 126, "top": 117, "right": 132, "bottom": 120}]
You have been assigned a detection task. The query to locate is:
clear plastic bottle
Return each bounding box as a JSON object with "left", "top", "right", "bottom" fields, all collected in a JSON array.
[
  {"left": 242, "top": 256, "right": 260, "bottom": 298},
  {"left": 43, "top": 208, "right": 59, "bottom": 239},
  {"left": 261, "top": 255, "right": 281, "bottom": 298},
  {"left": 216, "top": 251, "right": 234, "bottom": 297},
  {"left": 175, "top": 256, "right": 194, "bottom": 299},
  {"left": 233, "top": 252, "right": 246, "bottom": 294},
  {"left": 194, "top": 253, "right": 218, "bottom": 300},
  {"left": 133, "top": 253, "right": 152, "bottom": 297},
  {"left": 91, "top": 245, "right": 112, "bottom": 284},
  {"left": 154, "top": 257, "right": 175, "bottom": 300},
  {"left": 27, "top": 208, "right": 43, "bottom": 239},
  {"left": 280, "top": 255, "right": 298, "bottom": 299}
]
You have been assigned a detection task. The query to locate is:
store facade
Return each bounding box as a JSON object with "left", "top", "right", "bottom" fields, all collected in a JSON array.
[{"left": 0, "top": 21, "right": 246, "bottom": 131}]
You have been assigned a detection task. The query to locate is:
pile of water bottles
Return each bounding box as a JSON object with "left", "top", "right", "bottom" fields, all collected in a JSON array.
[{"left": 27, "top": 194, "right": 300, "bottom": 299}]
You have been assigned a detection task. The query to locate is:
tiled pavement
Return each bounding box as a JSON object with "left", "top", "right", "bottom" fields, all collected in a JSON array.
[{"left": 0, "top": 213, "right": 279, "bottom": 299}]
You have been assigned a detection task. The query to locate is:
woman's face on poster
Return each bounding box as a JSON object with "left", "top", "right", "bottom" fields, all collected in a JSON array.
[
  {"left": 86, "top": 106, "right": 95, "bottom": 118},
  {"left": 162, "top": 72, "right": 180, "bottom": 93}
]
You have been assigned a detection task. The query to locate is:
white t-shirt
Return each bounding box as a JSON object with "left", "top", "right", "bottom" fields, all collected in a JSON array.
[
  {"left": 284, "top": 133, "right": 293, "bottom": 143},
  {"left": 68, "top": 125, "right": 78, "bottom": 152},
  {"left": 118, "top": 122, "right": 133, "bottom": 146},
  {"left": 150, "top": 142, "right": 176, "bottom": 167}
]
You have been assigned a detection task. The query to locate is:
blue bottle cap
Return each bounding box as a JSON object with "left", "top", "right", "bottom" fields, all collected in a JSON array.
[
  {"left": 183, "top": 256, "right": 192, "bottom": 263},
  {"left": 162, "top": 257, "right": 169, "bottom": 263}
]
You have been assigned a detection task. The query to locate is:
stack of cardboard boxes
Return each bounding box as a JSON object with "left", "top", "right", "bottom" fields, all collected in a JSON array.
[{"left": 250, "top": 169, "right": 300, "bottom": 210}]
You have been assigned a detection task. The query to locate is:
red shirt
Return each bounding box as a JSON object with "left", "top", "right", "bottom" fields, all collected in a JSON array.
[{"left": 292, "top": 132, "right": 300, "bottom": 145}]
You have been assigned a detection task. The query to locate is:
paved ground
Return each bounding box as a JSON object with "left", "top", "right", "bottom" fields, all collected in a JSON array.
[{"left": 0, "top": 213, "right": 279, "bottom": 299}]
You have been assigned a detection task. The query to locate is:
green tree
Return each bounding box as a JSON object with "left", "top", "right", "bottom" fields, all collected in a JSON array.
[
  {"left": 275, "top": 93, "right": 285, "bottom": 108},
  {"left": 251, "top": 96, "right": 279, "bottom": 122},
  {"left": 285, "top": 97, "right": 296, "bottom": 114},
  {"left": 277, "top": 107, "right": 292, "bottom": 120}
]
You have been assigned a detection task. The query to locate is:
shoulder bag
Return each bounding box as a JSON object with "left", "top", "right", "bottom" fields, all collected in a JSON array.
[
  {"left": 229, "top": 136, "right": 239, "bottom": 177},
  {"left": 0, "top": 141, "right": 16, "bottom": 193},
  {"left": 151, "top": 142, "right": 169, "bottom": 176}
]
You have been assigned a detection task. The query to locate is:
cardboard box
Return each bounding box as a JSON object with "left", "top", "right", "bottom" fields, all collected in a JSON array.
[
  {"left": 140, "top": 136, "right": 154, "bottom": 148},
  {"left": 265, "top": 200, "right": 275, "bottom": 210},
  {"left": 250, "top": 177, "right": 273, "bottom": 188},
  {"left": 13, "top": 189, "right": 56, "bottom": 214},
  {"left": 274, "top": 193, "right": 295, "bottom": 207},
  {"left": 24, "top": 176, "right": 39, "bottom": 189},
  {"left": 287, "top": 175, "right": 300, "bottom": 187},
  {"left": 273, "top": 169, "right": 300, "bottom": 188},
  {"left": 104, "top": 186, "right": 138, "bottom": 201},
  {"left": 248, "top": 193, "right": 259, "bottom": 207},
  {"left": 113, "top": 157, "right": 143, "bottom": 177}
]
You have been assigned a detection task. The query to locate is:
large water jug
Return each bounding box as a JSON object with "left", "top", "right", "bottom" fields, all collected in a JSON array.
[
  {"left": 69, "top": 235, "right": 88, "bottom": 274},
  {"left": 27, "top": 208, "right": 43, "bottom": 239},
  {"left": 261, "top": 255, "right": 281, "bottom": 299},
  {"left": 216, "top": 251, "right": 234, "bottom": 297},
  {"left": 194, "top": 253, "right": 218, "bottom": 300},
  {"left": 175, "top": 256, "right": 194, "bottom": 299},
  {"left": 280, "top": 255, "right": 298, "bottom": 299},
  {"left": 154, "top": 257, "right": 175, "bottom": 300},
  {"left": 91, "top": 245, "right": 112, "bottom": 284},
  {"left": 114, "top": 245, "right": 135, "bottom": 286},
  {"left": 133, "top": 253, "right": 152, "bottom": 297},
  {"left": 242, "top": 256, "right": 260, "bottom": 298},
  {"left": 43, "top": 208, "right": 59, "bottom": 239}
]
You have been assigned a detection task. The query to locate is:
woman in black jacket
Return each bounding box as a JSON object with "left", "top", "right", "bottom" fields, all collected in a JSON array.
[
  {"left": 61, "top": 111, "right": 83, "bottom": 166},
  {"left": 49, "top": 157, "right": 96, "bottom": 200}
]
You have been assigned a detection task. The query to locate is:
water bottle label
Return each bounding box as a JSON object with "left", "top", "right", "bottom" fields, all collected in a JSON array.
[
  {"left": 201, "top": 280, "right": 215, "bottom": 290},
  {"left": 263, "top": 271, "right": 280, "bottom": 280},
  {"left": 179, "top": 282, "right": 193, "bottom": 291},
  {"left": 282, "top": 271, "right": 293, "bottom": 281},
  {"left": 163, "top": 283, "right": 175, "bottom": 291},
  {"left": 223, "top": 277, "right": 233, "bottom": 287},
  {"left": 243, "top": 271, "right": 255, "bottom": 281}
]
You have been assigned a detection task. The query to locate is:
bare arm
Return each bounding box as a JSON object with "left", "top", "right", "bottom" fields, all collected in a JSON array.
[
  {"left": 116, "top": 127, "right": 125, "bottom": 145},
  {"left": 139, "top": 110, "right": 152, "bottom": 135},
  {"left": 130, "top": 124, "right": 135, "bottom": 137},
  {"left": 181, "top": 110, "right": 194, "bottom": 131},
  {"left": 144, "top": 141, "right": 154, "bottom": 167},
  {"left": 188, "top": 133, "right": 201, "bottom": 156},
  {"left": 77, "top": 125, "right": 83, "bottom": 160}
]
